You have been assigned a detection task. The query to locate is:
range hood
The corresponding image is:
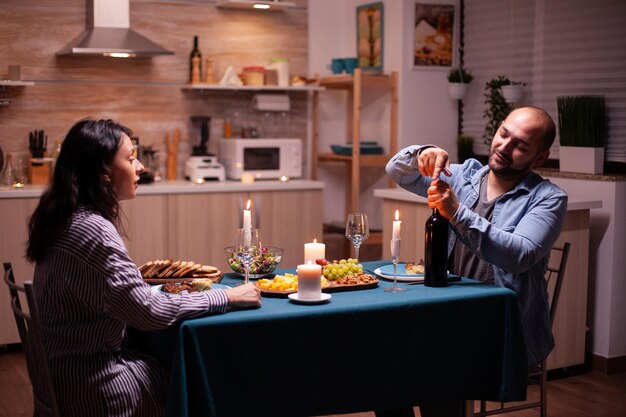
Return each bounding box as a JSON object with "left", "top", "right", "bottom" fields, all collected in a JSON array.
[{"left": 57, "top": 0, "right": 173, "bottom": 58}]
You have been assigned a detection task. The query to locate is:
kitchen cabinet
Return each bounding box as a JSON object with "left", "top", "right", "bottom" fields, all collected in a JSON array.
[
  {"left": 0, "top": 184, "right": 322, "bottom": 344},
  {"left": 0, "top": 197, "right": 38, "bottom": 344},
  {"left": 167, "top": 189, "right": 322, "bottom": 272},
  {"left": 374, "top": 188, "right": 600, "bottom": 371},
  {"left": 121, "top": 195, "right": 169, "bottom": 266}
]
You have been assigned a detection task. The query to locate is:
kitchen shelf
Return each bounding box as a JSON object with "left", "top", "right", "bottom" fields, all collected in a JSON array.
[
  {"left": 182, "top": 83, "right": 323, "bottom": 92},
  {"left": 0, "top": 80, "right": 35, "bottom": 87},
  {"left": 312, "top": 68, "right": 398, "bottom": 215}
]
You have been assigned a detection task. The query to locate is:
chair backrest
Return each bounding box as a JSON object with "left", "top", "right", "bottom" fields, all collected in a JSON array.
[
  {"left": 545, "top": 242, "right": 571, "bottom": 328},
  {"left": 3, "top": 262, "right": 61, "bottom": 417}
]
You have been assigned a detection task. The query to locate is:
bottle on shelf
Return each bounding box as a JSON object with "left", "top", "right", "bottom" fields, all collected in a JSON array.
[
  {"left": 189, "top": 36, "right": 202, "bottom": 84},
  {"left": 1, "top": 153, "right": 14, "bottom": 186},
  {"left": 424, "top": 208, "right": 448, "bottom": 287}
]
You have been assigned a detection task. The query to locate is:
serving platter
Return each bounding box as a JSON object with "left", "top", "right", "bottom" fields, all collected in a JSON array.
[
  {"left": 144, "top": 272, "right": 223, "bottom": 285},
  {"left": 257, "top": 278, "right": 379, "bottom": 298},
  {"left": 151, "top": 283, "right": 229, "bottom": 296}
]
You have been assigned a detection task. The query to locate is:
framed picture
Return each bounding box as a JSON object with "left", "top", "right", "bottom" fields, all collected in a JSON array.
[
  {"left": 413, "top": 2, "right": 455, "bottom": 68},
  {"left": 356, "top": 2, "right": 384, "bottom": 72}
]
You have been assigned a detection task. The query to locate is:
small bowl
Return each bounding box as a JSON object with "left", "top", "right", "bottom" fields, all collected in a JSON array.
[{"left": 224, "top": 245, "right": 284, "bottom": 279}]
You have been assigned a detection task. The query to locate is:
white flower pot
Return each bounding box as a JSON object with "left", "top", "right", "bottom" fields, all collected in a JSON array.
[
  {"left": 448, "top": 83, "right": 468, "bottom": 100},
  {"left": 559, "top": 146, "right": 604, "bottom": 174},
  {"left": 501, "top": 85, "right": 524, "bottom": 103}
]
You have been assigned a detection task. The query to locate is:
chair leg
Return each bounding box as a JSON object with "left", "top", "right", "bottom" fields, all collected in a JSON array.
[{"left": 540, "top": 361, "right": 548, "bottom": 417}]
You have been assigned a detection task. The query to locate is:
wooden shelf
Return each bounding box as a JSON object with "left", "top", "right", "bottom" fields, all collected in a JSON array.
[
  {"left": 182, "top": 83, "right": 323, "bottom": 92},
  {"left": 0, "top": 80, "right": 35, "bottom": 87},
  {"left": 317, "top": 153, "right": 391, "bottom": 167},
  {"left": 318, "top": 73, "right": 394, "bottom": 90},
  {"left": 312, "top": 68, "right": 398, "bottom": 215}
]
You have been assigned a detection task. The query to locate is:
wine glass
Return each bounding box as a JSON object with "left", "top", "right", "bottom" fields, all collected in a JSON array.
[
  {"left": 345, "top": 213, "right": 369, "bottom": 262},
  {"left": 385, "top": 237, "right": 405, "bottom": 293},
  {"left": 234, "top": 228, "right": 260, "bottom": 285}
]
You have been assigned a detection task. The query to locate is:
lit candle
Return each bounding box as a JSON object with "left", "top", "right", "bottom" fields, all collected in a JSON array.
[
  {"left": 243, "top": 199, "right": 252, "bottom": 246},
  {"left": 304, "top": 238, "right": 326, "bottom": 264},
  {"left": 297, "top": 262, "right": 322, "bottom": 300},
  {"left": 392, "top": 209, "right": 401, "bottom": 241},
  {"left": 391, "top": 210, "right": 401, "bottom": 258}
]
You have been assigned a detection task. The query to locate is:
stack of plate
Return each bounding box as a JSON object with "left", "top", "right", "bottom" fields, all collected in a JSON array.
[{"left": 331, "top": 141, "right": 384, "bottom": 156}]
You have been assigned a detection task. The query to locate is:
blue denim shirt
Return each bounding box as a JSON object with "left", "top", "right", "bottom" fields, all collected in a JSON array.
[{"left": 386, "top": 145, "right": 568, "bottom": 366}]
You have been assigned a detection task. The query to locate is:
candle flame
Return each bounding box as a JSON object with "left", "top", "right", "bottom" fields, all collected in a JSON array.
[
  {"left": 395, "top": 209, "right": 400, "bottom": 221},
  {"left": 313, "top": 238, "right": 317, "bottom": 243},
  {"left": 246, "top": 199, "right": 251, "bottom": 210}
]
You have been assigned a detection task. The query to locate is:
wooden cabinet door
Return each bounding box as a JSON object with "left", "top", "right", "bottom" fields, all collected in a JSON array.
[
  {"left": 0, "top": 198, "right": 39, "bottom": 344},
  {"left": 121, "top": 195, "right": 168, "bottom": 266},
  {"left": 167, "top": 193, "right": 241, "bottom": 272},
  {"left": 250, "top": 190, "right": 323, "bottom": 268}
]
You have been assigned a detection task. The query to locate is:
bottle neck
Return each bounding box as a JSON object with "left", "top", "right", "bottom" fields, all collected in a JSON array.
[
  {"left": 193, "top": 36, "right": 199, "bottom": 50},
  {"left": 432, "top": 208, "right": 439, "bottom": 216}
]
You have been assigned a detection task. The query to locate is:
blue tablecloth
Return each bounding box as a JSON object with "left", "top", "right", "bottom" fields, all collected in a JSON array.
[{"left": 137, "top": 261, "right": 527, "bottom": 417}]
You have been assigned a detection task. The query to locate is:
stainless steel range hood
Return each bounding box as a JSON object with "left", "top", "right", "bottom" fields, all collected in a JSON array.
[{"left": 57, "top": 0, "right": 173, "bottom": 58}]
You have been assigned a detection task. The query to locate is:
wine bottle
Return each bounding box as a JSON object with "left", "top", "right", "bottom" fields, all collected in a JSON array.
[
  {"left": 189, "top": 36, "right": 202, "bottom": 83},
  {"left": 424, "top": 208, "right": 448, "bottom": 287}
]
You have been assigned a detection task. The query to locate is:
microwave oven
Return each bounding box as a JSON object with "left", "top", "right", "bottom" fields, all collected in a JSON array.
[{"left": 219, "top": 138, "right": 302, "bottom": 180}]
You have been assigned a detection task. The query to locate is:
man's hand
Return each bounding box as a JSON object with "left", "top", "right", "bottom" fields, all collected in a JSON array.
[
  {"left": 225, "top": 282, "right": 261, "bottom": 308},
  {"left": 427, "top": 179, "right": 459, "bottom": 220},
  {"left": 418, "top": 147, "right": 451, "bottom": 180}
]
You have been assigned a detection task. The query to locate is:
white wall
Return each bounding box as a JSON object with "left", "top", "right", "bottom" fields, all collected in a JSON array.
[{"left": 309, "top": 0, "right": 458, "bottom": 230}]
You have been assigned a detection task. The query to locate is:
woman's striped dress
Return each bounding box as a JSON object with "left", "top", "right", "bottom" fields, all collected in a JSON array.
[{"left": 33, "top": 207, "right": 228, "bottom": 417}]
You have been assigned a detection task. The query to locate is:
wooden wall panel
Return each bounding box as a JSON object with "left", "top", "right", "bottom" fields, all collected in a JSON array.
[{"left": 0, "top": 0, "right": 310, "bottom": 172}]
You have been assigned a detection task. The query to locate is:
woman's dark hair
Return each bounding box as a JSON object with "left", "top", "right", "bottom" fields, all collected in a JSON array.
[{"left": 26, "top": 118, "right": 133, "bottom": 263}]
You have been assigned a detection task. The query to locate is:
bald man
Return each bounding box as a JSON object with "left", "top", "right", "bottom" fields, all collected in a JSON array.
[{"left": 381, "top": 107, "right": 567, "bottom": 417}]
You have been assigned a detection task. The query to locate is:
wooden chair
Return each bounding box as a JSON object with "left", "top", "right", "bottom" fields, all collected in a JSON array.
[
  {"left": 3, "top": 262, "right": 61, "bottom": 417},
  {"left": 473, "top": 242, "right": 571, "bottom": 417}
]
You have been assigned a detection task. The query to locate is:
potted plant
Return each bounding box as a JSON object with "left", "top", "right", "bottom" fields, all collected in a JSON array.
[
  {"left": 501, "top": 79, "right": 526, "bottom": 103},
  {"left": 457, "top": 134, "right": 475, "bottom": 163},
  {"left": 557, "top": 95, "right": 606, "bottom": 174},
  {"left": 483, "top": 76, "right": 513, "bottom": 145},
  {"left": 447, "top": 67, "right": 474, "bottom": 100}
]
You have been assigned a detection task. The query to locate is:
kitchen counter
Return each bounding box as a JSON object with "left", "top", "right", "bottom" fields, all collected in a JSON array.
[
  {"left": 374, "top": 186, "right": 600, "bottom": 371},
  {"left": 0, "top": 179, "right": 325, "bottom": 199},
  {"left": 373, "top": 187, "right": 602, "bottom": 211}
]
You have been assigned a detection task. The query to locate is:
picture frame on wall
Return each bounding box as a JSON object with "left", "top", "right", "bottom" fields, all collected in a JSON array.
[
  {"left": 356, "top": 2, "right": 384, "bottom": 72},
  {"left": 413, "top": 2, "right": 455, "bottom": 69}
]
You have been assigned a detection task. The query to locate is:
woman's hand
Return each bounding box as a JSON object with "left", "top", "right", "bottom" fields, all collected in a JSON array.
[
  {"left": 225, "top": 282, "right": 261, "bottom": 308},
  {"left": 427, "top": 179, "right": 459, "bottom": 220},
  {"left": 418, "top": 147, "right": 451, "bottom": 180}
]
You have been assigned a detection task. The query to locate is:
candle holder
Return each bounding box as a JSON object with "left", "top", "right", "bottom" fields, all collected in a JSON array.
[{"left": 385, "top": 238, "right": 405, "bottom": 293}]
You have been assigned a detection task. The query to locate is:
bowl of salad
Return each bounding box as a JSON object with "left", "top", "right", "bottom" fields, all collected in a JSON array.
[{"left": 224, "top": 245, "right": 283, "bottom": 279}]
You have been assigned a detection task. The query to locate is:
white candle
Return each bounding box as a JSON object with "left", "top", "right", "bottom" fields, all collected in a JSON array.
[
  {"left": 297, "top": 262, "right": 322, "bottom": 300},
  {"left": 304, "top": 238, "right": 326, "bottom": 264},
  {"left": 243, "top": 199, "right": 252, "bottom": 246},
  {"left": 392, "top": 209, "right": 401, "bottom": 241}
]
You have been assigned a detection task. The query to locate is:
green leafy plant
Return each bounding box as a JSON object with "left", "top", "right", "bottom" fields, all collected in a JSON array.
[
  {"left": 457, "top": 134, "right": 475, "bottom": 163},
  {"left": 447, "top": 68, "right": 474, "bottom": 84},
  {"left": 557, "top": 96, "right": 606, "bottom": 147},
  {"left": 483, "top": 76, "right": 513, "bottom": 145}
]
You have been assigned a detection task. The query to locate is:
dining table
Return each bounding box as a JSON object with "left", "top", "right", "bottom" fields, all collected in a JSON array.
[{"left": 135, "top": 260, "right": 528, "bottom": 417}]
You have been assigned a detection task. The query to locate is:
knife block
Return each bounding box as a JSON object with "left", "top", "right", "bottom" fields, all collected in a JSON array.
[{"left": 28, "top": 158, "right": 51, "bottom": 185}]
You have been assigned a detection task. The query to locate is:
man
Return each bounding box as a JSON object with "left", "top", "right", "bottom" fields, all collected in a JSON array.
[{"left": 380, "top": 106, "right": 567, "bottom": 417}]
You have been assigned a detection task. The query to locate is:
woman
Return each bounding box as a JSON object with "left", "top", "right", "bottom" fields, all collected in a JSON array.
[{"left": 26, "top": 118, "right": 261, "bottom": 417}]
